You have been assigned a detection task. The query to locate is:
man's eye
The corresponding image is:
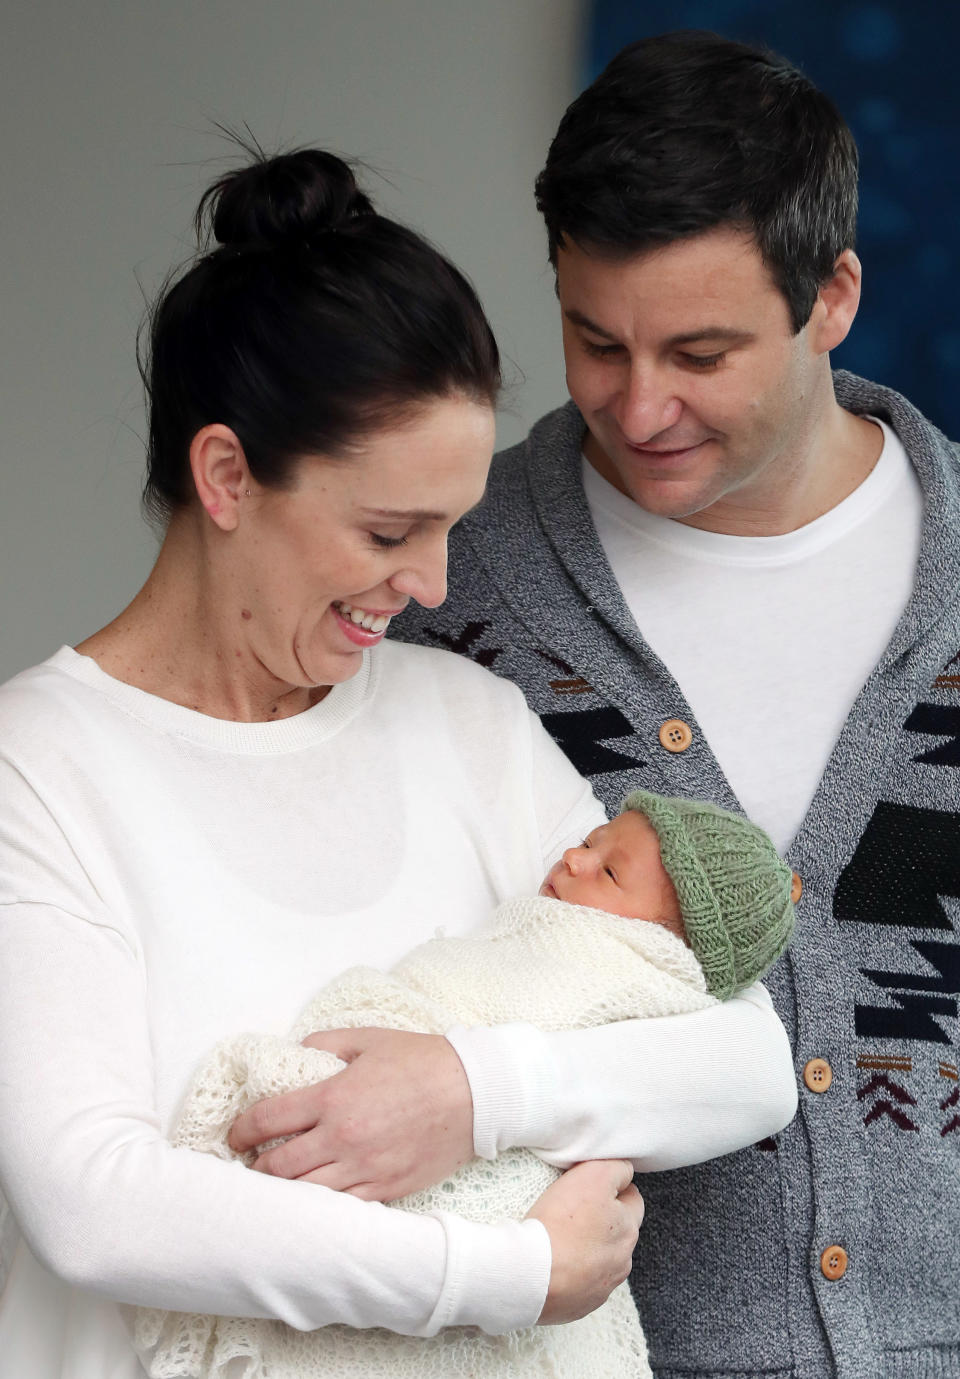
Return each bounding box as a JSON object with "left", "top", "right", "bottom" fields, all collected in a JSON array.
[
  {"left": 583, "top": 340, "right": 622, "bottom": 359},
  {"left": 369, "top": 532, "right": 409, "bottom": 549},
  {"left": 683, "top": 352, "right": 726, "bottom": 370}
]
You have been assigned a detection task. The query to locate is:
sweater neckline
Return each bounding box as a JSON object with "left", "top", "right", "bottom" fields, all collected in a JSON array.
[
  {"left": 48, "top": 644, "right": 377, "bottom": 754},
  {"left": 581, "top": 418, "right": 908, "bottom": 568}
]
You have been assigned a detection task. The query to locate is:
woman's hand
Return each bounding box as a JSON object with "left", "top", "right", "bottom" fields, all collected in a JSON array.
[
  {"left": 227, "top": 1028, "right": 475, "bottom": 1201},
  {"left": 526, "top": 1159, "right": 644, "bottom": 1324}
]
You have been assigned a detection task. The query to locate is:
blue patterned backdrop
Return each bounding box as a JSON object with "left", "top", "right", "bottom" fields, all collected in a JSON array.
[{"left": 586, "top": 2, "right": 960, "bottom": 437}]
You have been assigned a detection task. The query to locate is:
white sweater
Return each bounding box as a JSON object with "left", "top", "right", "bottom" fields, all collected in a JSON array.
[
  {"left": 139, "top": 895, "right": 717, "bottom": 1378},
  {"left": 0, "top": 642, "right": 794, "bottom": 1379}
]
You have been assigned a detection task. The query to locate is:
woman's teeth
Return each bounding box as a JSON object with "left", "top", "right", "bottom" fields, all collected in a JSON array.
[{"left": 335, "top": 602, "right": 390, "bottom": 633}]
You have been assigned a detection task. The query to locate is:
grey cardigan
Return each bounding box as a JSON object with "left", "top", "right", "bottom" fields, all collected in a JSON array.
[{"left": 391, "top": 372, "right": 960, "bottom": 1379}]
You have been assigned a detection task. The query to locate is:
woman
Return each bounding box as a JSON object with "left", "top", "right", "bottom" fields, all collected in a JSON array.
[{"left": 0, "top": 149, "right": 790, "bottom": 1377}]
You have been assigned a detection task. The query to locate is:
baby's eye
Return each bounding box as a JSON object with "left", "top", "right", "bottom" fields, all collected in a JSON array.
[{"left": 605, "top": 867, "right": 617, "bottom": 881}]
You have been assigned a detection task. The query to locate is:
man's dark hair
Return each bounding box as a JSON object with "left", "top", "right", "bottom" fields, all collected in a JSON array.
[{"left": 535, "top": 31, "right": 859, "bottom": 333}]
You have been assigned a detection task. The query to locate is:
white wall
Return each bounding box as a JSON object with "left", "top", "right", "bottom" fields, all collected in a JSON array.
[{"left": 0, "top": 0, "right": 583, "bottom": 682}]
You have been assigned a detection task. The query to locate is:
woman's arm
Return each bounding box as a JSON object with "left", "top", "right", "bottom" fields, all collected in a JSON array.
[
  {"left": 448, "top": 984, "right": 798, "bottom": 1172},
  {"left": 0, "top": 899, "right": 552, "bottom": 1334},
  {"left": 234, "top": 984, "right": 796, "bottom": 1190},
  {"left": 232, "top": 715, "right": 797, "bottom": 1189}
]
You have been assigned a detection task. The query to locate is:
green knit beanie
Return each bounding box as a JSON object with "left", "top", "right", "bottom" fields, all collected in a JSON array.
[{"left": 621, "top": 789, "right": 795, "bottom": 1000}]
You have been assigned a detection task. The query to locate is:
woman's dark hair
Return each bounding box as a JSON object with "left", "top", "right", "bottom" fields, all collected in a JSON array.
[
  {"left": 142, "top": 148, "right": 501, "bottom": 522},
  {"left": 535, "top": 31, "right": 859, "bottom": 333}
]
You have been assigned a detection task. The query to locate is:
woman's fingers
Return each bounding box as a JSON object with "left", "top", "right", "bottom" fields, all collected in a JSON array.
[
  {"left": 227, "top": 1027, "right": 473, "bottom": 1201},
  {"left": 252, "top": 1127, "right": 335, "bottom": 1180},
  {"left": 526, "top": 1159, "right": 644, "bottom": 1326},
  {"left": 227, "top": 1083, "right": 328, "bottom": 1154}
]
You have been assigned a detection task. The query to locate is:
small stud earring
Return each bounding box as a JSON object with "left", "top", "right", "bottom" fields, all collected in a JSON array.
[{"left": 244, "top": 489, "right": 251, "bottom": 497}]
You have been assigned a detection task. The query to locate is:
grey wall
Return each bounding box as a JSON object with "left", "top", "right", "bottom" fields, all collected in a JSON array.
[{"left": 0, "top": 0, "right": 582, "bottom": 683}]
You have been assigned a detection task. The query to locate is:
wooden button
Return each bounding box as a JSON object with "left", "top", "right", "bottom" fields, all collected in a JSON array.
[
  {"left": 803, "top": 1058, "right": 833, "bottom": 1093},
  {"left": 791, "top": 872, "right": 803, "bottom": 903},
  {"left": 659, "top": 719, "right": 693, "bottom": 753},
  {"left": 820, "top": 1245, "right": 848, "bottom": 1281}
]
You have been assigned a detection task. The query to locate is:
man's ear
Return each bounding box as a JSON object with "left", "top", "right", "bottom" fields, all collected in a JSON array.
[
  {"left": 188, "top": 424, "right": 250, "bottom": 531},
  {"left": 808, "top": 249, "right": 862, "bottom": 356}
]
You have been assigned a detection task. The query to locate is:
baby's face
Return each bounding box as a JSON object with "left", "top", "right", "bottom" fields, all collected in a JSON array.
[{"left": 539, "top": 810, "right": 686, "bottom": 941}]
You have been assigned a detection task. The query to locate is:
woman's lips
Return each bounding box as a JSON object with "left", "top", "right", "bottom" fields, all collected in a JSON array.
[{"left": 331, "top": 604, "right": 391, "bottom": 647}]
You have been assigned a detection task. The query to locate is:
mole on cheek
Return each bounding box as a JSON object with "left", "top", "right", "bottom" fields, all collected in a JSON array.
[{"left": 241, "top": 609, "right": 252, "bottom": 621}]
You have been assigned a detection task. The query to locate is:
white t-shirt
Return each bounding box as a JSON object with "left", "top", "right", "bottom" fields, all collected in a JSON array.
[
  {"left": 0, "top": 640, "right": 794, "bottom": 1378},
  {"left": 583, "top": 419, "right": 924, "bottom": 853}
]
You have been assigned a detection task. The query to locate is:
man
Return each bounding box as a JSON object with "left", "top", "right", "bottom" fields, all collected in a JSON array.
[{"left": 392, "top": 30, "right": 960, "bottom": 1379}]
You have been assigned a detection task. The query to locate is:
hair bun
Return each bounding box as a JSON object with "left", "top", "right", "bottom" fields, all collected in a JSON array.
[{"left": 200, "top": 149, "right": 375, "bottom": 249}]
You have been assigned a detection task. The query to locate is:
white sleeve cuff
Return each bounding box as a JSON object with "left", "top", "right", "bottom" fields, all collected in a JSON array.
[
  {"left": 445, "top": 1022, "right": 558, "bottom": 1161},
  {"left": 448, "top": 987, "right": 798, "bottom": 1173},
  {"left": 421, "top": 1213, "right": 551, "bottom": 1335}
]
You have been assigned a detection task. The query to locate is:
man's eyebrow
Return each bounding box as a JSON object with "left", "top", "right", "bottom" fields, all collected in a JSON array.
[
  {"left": 666, "top": 327, "right": 756, "bottom": 347},
  {"left": 564, "top": 309, "right": 755, "bottom": 349},
  {"left": 564, "top": 308, "right": 619, "bottom": 340}
]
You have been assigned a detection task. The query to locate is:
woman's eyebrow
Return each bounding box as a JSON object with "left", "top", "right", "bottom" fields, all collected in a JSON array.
[{"left": 359, "top": 506, "right": 448, "bottom": 521}]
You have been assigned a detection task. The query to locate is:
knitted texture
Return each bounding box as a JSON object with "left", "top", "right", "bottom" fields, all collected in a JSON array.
[
  {"left": 390, "top": 371, "right": 960, "bottom": 1376},
  {"left": 135, "top": 896, "right": 716, "bottom": 1378},
  {"left": 622, "top": 790, "right": 796, "bottom": 999}
]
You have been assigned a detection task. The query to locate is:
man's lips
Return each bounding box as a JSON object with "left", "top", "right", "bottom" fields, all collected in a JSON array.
[{"left": 625, "top": 438, "right": 708, "bottom": 461}]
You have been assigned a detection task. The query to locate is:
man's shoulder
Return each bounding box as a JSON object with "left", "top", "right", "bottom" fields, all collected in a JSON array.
[
  {"left": 833, "top": 370, "right": 959, "bottom": 460},
  {"left": 478, "top": 399, "right": 585, "bottom": 510}
]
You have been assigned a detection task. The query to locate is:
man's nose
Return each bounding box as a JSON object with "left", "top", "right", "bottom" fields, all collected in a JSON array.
[{"left": 619, "top": 363, "right": 683, "bottom": 441}]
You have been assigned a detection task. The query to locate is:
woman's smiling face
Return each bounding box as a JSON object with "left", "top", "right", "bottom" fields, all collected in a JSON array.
[{"left": 230, "top": 394, "right": 495, "bottom": 695}]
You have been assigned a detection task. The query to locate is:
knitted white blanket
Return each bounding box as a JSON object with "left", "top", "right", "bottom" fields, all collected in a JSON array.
[{"left": 135, "top": 896, "right": 716, "bottom": 1378}]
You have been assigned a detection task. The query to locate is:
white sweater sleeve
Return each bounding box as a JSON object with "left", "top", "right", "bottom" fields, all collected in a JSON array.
[
  {"left": 448, "top": 985, "right": 798, "bottom": 1171},
  {"left": 0, "top": 901, "right": 550, "bottom": 1334}
]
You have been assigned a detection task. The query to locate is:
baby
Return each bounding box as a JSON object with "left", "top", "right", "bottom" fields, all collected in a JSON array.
[{"left": 136, "top": 790, "right": 795, "bottom": 1379}]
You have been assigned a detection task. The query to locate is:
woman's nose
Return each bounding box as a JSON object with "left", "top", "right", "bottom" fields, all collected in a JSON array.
[{"left": 389, "top": 542, "right": 448, "bottom": 609}]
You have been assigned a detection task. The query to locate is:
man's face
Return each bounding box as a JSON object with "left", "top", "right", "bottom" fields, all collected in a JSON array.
[{"left": 557, "top": 227, "right": 830, "bottom": 533}]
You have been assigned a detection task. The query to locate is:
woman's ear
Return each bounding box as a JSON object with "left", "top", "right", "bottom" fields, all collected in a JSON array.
[
  {"left": 188, "top": 425, "right": 250, "bottom": 531},
  {"left": 808, "top": 249, "right": 862, "bottom": 356}
]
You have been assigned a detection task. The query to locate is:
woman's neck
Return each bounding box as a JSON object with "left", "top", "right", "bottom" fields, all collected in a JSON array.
[{"left": 76, "top": 515, "right": 327, "bottom": 722}]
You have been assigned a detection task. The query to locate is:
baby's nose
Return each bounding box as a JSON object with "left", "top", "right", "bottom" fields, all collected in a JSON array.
[{"left": 563, "top": 847, "right": 585, "bottom": 876}]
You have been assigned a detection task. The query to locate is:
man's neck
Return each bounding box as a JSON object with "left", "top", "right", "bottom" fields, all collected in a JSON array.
[
  {"left": 586, "top": 396, "right": 886, "bottom": 539},
  {"left": 688, "top": 405, "right": 882, "bottom": 537}
]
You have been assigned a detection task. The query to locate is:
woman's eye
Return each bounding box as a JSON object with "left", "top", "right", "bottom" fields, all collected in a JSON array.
[{"left": 369, "top": 532, "right": 409, "bottom": 549}]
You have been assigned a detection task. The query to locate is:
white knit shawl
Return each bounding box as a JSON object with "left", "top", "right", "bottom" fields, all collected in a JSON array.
[{"left": 135, "top": 896, "right": 716, "bottom": 1378}]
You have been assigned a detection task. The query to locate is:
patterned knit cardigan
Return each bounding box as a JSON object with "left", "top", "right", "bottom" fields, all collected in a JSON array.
[{"left": 135, "top": 896, "right": 717, "bottom": 1379}]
